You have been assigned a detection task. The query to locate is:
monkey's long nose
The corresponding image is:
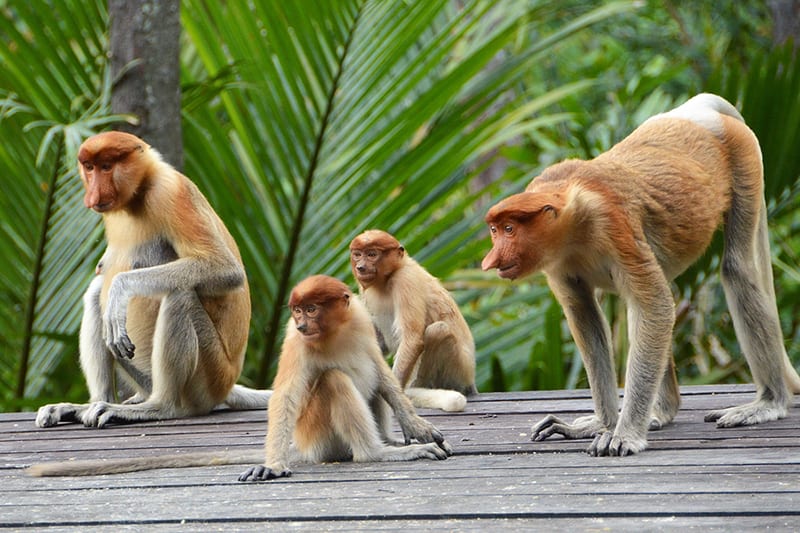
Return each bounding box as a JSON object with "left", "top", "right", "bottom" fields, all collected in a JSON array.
[
  {"left": 296, "top": 322, "right": 308, "bottom": 333},
  {"left": 481, "top": 249, "right": 498, "bottom": 271}
]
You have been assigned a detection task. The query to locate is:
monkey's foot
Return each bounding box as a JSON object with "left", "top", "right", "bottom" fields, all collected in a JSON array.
[
  {"left": 648, "top": 411, "right": 676, "bottom": 430},
  {"left": 705, "top": 399, "right": 788, "bottom": 428},
  {"left": 374, "top": 441, "right": 450, "bottom": 462},
  {"left": 531, "top": 414, "right": 607, "bottom": 442},
  {"left": 122, "top": 392, "right": 147, "bottom": 405},
  {"left": 239, "top": 465, "right": 292, "bottom": 482},
  {"left": 588, "top": 429, "right": 648, "bottom": 457},
  {"left": 35, "top": 403, "right": 82, "bottom": 428}
]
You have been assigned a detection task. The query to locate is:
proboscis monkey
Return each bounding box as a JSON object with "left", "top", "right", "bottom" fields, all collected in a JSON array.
[
  {"left": 35, "top": 131, "right": 271, "bottom": 429},
  {"left": 349, "top": 230, "right": 477, "bottom": 412},
  {"left": 27, "top": 275, "right": 451, "bottom": 478},
  {"left": 482, "top": 93, "right": 800, "bottom": 456}
]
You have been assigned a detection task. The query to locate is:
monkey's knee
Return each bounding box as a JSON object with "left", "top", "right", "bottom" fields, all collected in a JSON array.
[{"left": 423, "top": 321, "right": 453, "bottom": 345}]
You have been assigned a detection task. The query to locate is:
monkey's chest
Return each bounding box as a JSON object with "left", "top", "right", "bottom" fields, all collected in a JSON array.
[
  {"left": 99, "top": 238, "right": 179, "bottom": 309},
  {"left": 364, "top": 298, "right": 400, "bottom": 353}
]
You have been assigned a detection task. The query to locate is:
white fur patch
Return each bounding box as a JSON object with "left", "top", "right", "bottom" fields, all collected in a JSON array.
[{"left": 643, "top": 93, "right": 742, "bottom": 136}]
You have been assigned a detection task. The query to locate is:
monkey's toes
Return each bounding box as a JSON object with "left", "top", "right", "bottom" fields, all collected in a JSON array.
[
  {"left": 34, "top": 407, "right": 59, "bottom": 428},
  {"left": 239, "top": 465, "right": 291, "bottom": 482}
]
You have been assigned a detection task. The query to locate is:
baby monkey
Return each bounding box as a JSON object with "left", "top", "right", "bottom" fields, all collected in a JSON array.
[{"left": 350, "top": 230, "right": 477, "bottom": 412}]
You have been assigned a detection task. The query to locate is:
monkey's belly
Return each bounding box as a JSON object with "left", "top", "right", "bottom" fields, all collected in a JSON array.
[{"left": 124, "top": 297, "right": 160, "bottom": 366}]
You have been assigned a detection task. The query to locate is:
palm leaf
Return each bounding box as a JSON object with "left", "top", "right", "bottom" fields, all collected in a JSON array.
[{"left": 180, "top": 0, "right": 637, "bottom": 386}]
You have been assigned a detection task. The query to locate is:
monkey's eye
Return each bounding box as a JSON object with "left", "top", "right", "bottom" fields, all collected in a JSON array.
[
  {"left": 351, "top": 251, "right": 363, "bottom": 260},
  {"left": 291, "top": 306, "right": 303, "bottom": 317},
  {"left": 489, "top": 225, "right": 497, "bottom": 235},
  {"left": 304, "top": 305, "right": 318, "bottom": 317},
  {"left": 504, "top": 225, "right": 513, "bottom": 234},
  {"left": 101, "top": 163, "right": 112, "bottom": 172},
  {"left": 366, "top": 249, "right": 380, "bottom": 259},
  {"left": 84, "top": 163, "right": 94, "bottom": 171}
]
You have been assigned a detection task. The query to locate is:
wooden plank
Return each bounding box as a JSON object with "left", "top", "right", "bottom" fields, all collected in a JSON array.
[{"left": 1, "top": 384, "right": 799, "bottom": 530}]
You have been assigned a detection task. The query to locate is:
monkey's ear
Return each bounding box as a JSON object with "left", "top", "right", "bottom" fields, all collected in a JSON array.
[
  {"left": 398, "top": 246, "right": 405, "bottom": 257},
  {"left": 343, "top": 292, "right": 350, "bottom": 306},
  {"left": 542, "top": 205, "right": 558, "bottom": 218}
]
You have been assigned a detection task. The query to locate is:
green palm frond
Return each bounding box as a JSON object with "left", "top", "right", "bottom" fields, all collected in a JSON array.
[{"left": 180, "top": 0, "right": 636, "bottom": 386}]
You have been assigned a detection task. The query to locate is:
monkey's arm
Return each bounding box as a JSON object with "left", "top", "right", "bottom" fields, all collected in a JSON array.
[
  {"left": 390, "top": 278, "right": 427, "bottom": 388},
  {"left": 104, "top": 255, "right": 245, "bottom": 359},
  {"left": 531, "top": 274, "right": 618, "bottom": 441},
  {"left": 375, "top": 358, "right": 451, "bottom": 454},
  {"left": 590, "top": 259, "right": 674, "bottom": 456},
  {"left": 239, "top": 348, "right": 304, "bottom": 482}
]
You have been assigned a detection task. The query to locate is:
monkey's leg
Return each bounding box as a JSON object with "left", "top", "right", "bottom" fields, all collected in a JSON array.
[
  {"left": 649, "top": 356, "right": 680, "bottom": 430},
  {"left": 310, "top": 370, "right": 447, "bottom": 463},
  {"left": 532, "top": 277, "right": 617, "bottom": 443},
  {"left": 82, "top": 290, "right": 212, "bottom": 427},
  {"left": 36, "top": 277, "right": 115, "bottom": 427},
  {"left": 709, "top": 195, "right": 793, "bottom": 427},
  {"left": 401, "top": 322, "right": 469, "bottom": 412},
  {"left": 414, "top": 321, "right": 475, "bottom": 394}
]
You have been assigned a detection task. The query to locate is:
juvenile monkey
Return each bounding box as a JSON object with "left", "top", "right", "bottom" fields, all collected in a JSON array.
[
  {"left": 28, "top": 275, "right": 451, "bottom": 478},
  {"left": 349, "top": 230, "right": 477, "bottom": 412},
  {"left": 482, "top": 93, "right": 800, "bottom": 456},
  {"left": 35, "top": 131, "right": 270, "bottom": 429}
]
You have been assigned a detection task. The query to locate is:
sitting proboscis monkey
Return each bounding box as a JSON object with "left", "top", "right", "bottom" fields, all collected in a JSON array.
[
  {"left": 350, "top": 230, "right": 477, "bottom": 412},
  {"left": 36, "top": 131, "right": 270, "bottom": 430}
]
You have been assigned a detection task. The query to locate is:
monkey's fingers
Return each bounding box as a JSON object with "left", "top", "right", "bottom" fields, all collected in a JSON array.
[
  {"left": 238, "top": 464, "right": 292, "bottom": 482},
  {"left": 437, "top": 439, "right": 454, "bottom": 456},
  {"left": 588, "top": 430, "right": 646, "bottom": 457},
  {"left": 530, "top": 414, "right": 569, "bottom": 441},
  {"left": 106, "top": 332, "right": 135, "bottom": 360}
]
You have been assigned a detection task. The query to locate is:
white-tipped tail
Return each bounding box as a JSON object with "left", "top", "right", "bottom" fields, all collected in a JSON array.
[
  {"left": 221, "top": 385, "right": 272, "bottom": 410},
  {"left": 405, "top": 387, "right": 467, "bottom": 412}
]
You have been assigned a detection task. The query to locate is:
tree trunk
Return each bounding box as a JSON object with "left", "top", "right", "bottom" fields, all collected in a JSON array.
[
  {"left": 109, "top": 0, "right": 183, "bottom": 170},
  {"left": 769, "top": 0, "right": 800, "bottom": 49}
]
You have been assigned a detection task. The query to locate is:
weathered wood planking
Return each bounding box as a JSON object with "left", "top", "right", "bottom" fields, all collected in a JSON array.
[{"left": 1, "top": 384, "right": 799, "bottom": 531}]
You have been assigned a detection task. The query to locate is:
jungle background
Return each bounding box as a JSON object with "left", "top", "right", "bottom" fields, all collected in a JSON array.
[{"left": 1, "top": 0, "right": 799, "bottom": 412}]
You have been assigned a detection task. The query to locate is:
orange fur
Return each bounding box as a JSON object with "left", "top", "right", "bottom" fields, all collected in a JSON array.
[{"left": 483, "top": 93, "right": 799, "bottom": 456}]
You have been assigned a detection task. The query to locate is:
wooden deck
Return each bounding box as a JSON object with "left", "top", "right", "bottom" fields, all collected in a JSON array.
[{"left": 2, "top": 384, "right": 799, "bottom": 530}]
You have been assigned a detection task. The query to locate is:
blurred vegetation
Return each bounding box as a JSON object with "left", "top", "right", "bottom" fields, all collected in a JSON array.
[{"left": 0, "top": 0, "right": 798, "bottom": 411}]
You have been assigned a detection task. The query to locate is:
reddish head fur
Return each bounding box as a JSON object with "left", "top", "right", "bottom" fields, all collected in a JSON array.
[
  {"left": 349, "top": 230, "right": 405, "bottom": 289},
  {"left": 77, "top": 131, "right": 151, "bottom": 213},
  {"left": 288, "top": 275, "right": 352, "bottom": 346},
  {"left": 482, "top": 191, "right": 567, "bottom": 280}
]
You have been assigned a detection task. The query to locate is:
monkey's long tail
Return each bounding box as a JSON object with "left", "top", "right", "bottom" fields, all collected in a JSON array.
[{"left": 26, "top": 450, "right": 263, "bottom": 477}]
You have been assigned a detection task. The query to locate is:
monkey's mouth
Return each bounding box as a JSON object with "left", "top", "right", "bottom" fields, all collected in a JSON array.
[
  {"left": 354, "top": 270, "right": 377, "bottom": 281},
  {"left": 497, "top": 264, "right": 519, "bottom": 279}
]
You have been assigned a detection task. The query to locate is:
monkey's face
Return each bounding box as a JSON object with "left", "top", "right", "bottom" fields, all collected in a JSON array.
[
  {"left": 349, "top": 230, "right": 404, "bottom": 288},
  {"left": 289, "top": 275, "right": 353, "bottom": 346},
  {"left": 349, "top": 247, "right": 403, "bottom": 287},
  {"left": 78, "top": 132, "right": 146, "bottom": 213},
  {"left": 291, "top": 303, "right": 325, "bottom": 341},
  {"left": 482, "top": 193, "right": 560, "bottom": 280}
]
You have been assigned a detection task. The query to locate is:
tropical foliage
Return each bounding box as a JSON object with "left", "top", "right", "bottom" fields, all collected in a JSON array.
[{"left": 1, "top": 0, "right": 798, "bottom": 412}]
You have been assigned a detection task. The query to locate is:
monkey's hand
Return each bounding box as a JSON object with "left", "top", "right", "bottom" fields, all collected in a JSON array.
[
  {"left": 587, "top": 427, "right": 647, "bottom": 457},
  {"left": 531, "top": 414, "right": 607, "bottom": 442},
  {"left": 103, "top": 277, "right": 135, "bottom": 359},
  {"left": 238, "top": 464, "right": 292, "bottom": 482},
  {"left": 401, "top": 418, "right": 453, "bottom": 456}
]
